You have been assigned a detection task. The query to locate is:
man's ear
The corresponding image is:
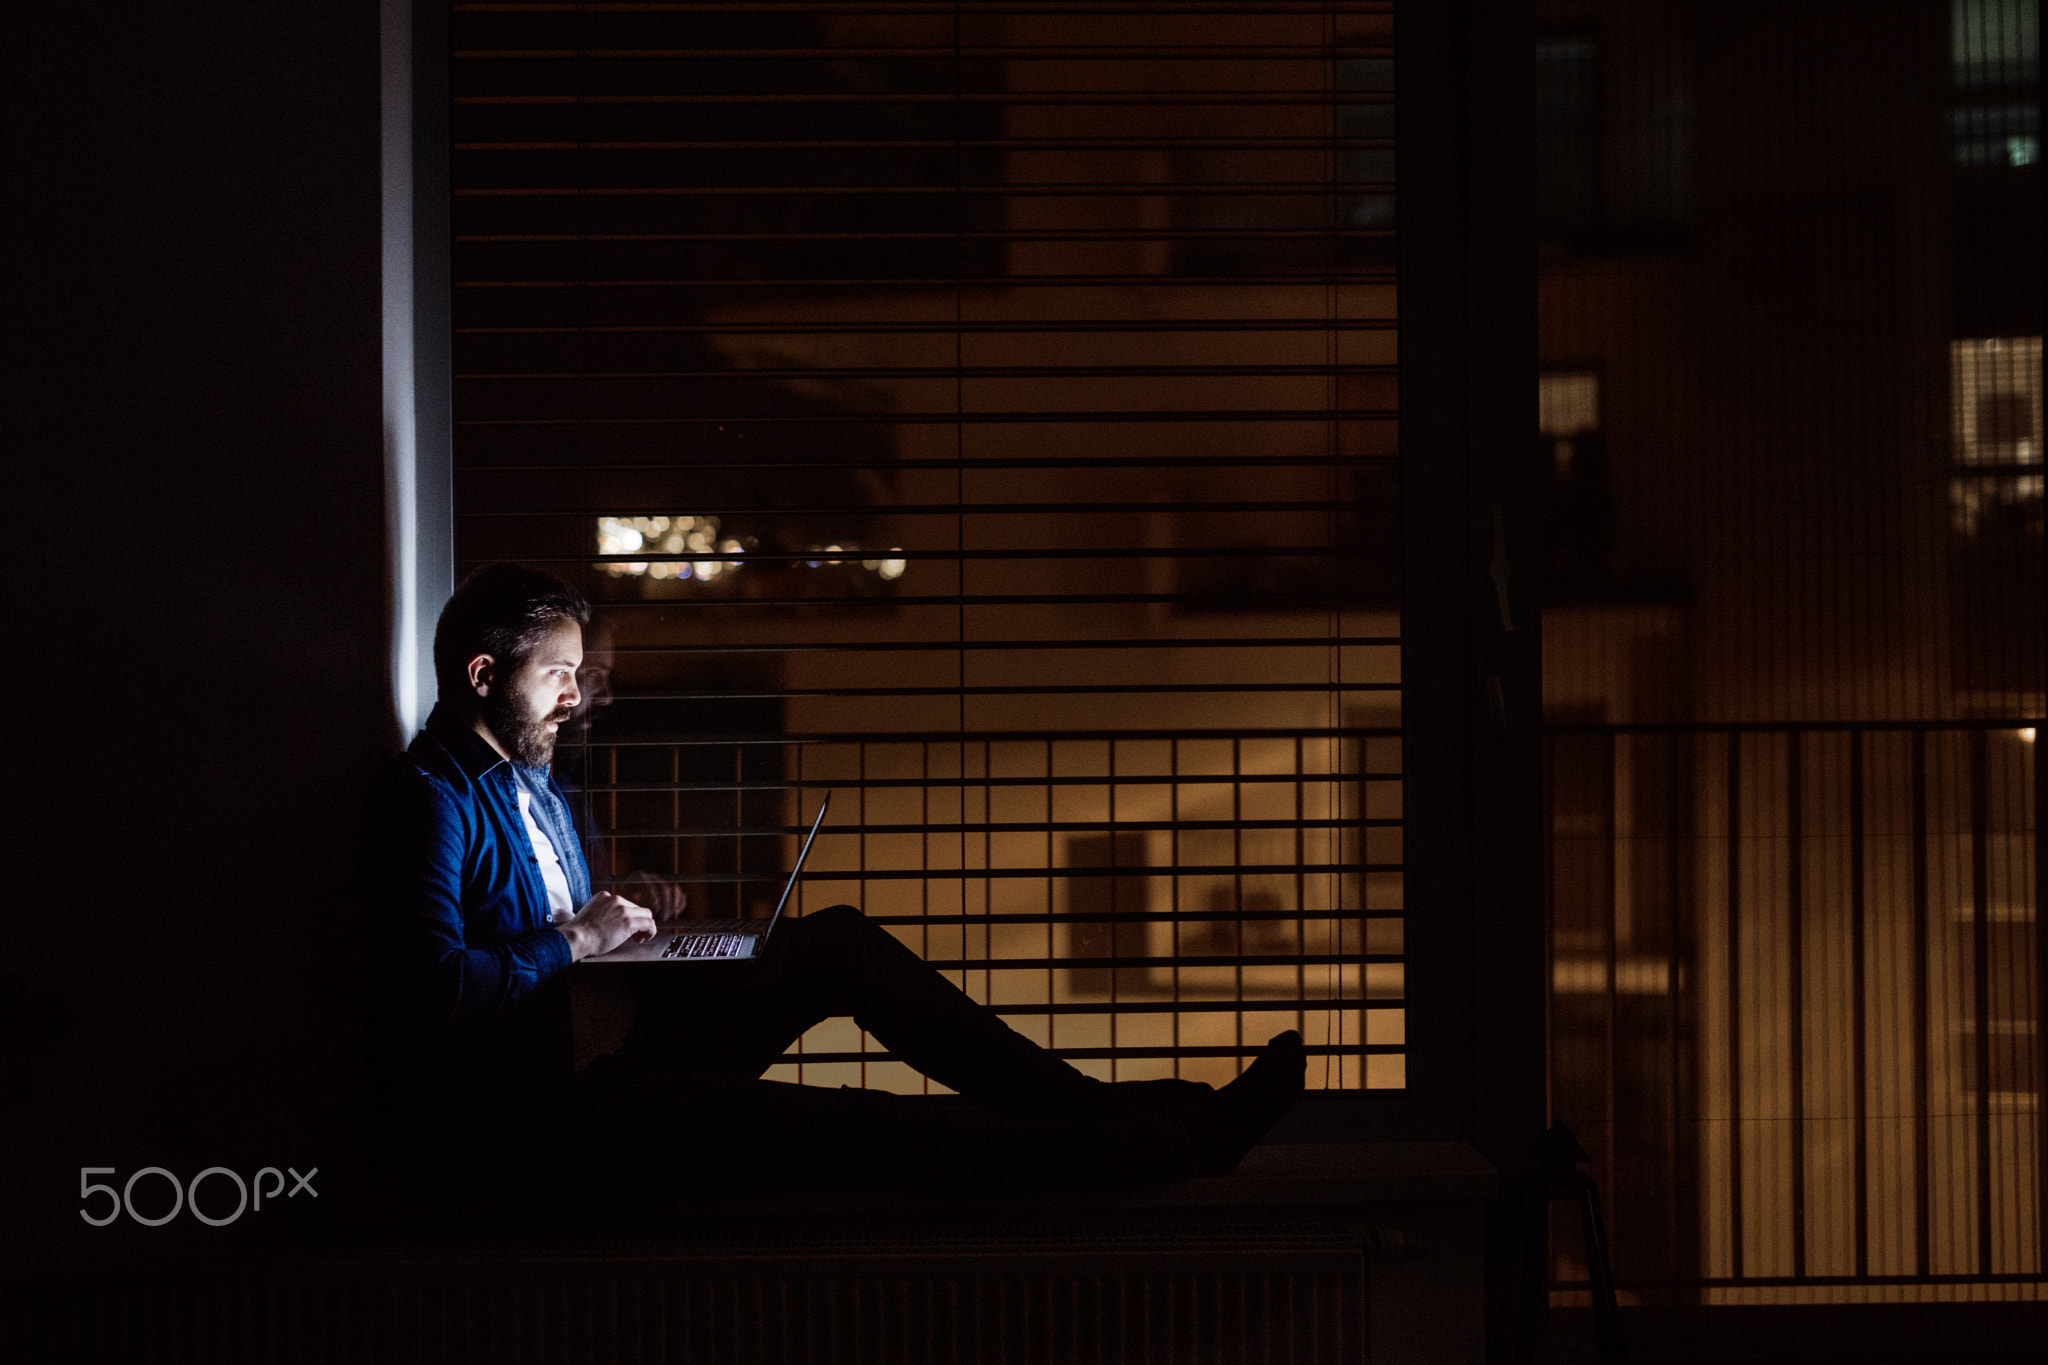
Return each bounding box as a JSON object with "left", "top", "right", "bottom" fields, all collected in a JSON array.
[{"left": 466, "top": 652, "right": 497, "bottom": 698}]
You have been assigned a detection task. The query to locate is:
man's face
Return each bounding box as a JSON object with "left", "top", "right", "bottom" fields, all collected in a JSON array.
[{"left": 479, "top": 619, "right": 583, "bottom": 768}]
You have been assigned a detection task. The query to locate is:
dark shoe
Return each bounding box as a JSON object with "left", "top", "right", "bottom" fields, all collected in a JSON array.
[{"left": 1187, "top": 1031, "right": 1306, "bottom": 1173}]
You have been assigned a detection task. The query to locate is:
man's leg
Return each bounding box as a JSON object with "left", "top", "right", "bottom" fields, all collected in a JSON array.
[
  {"left": 618, "top": 904, "right": 1305, "bottom": 1176},
  {"left": 625, "top": 904, "right": 1105, "bottom": 1113}
]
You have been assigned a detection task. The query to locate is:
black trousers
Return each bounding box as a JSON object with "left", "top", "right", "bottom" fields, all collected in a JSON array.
[{"left": 563, "top": 906, "right": 1196, "bottom": 1193}]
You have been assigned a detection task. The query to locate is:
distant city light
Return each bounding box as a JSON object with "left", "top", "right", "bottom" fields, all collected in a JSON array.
[
  {"left": 2023, "top": 728, "right": 2038, "bottom": 744},
  {"left": 862, "top": 551, "right": 909, "bottom": 581},
  {"left": 597, "top": 514, "right": 728, "bottom": 579},
  {"left": 596, "top": 517, "right": 905, "bottom": 585}
]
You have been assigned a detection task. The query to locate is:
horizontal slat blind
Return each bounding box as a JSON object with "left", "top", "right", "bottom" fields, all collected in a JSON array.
[{"left": 450, "top": 0, "right": 1402, "bottom": 1091}]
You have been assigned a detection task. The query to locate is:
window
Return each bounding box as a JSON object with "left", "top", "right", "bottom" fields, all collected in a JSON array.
[
  {"left": 1951, "top": 0, "right": 2041, "bottom": 167},
  {"left": 1953, "top": 0, "right": 2040, "bottom": 88},
  {"left": 1536, "top": 35, "right": 1601, "bottom": 240},
  {"left": 451, "top": 3, "right": 1405, "bottom": 1093},
  {"left": 1538, "top": 369, "right": 1608, "bottom": 595},
  {"left": 1949, "top": 336, "right": 2044, "bottom": 540}
]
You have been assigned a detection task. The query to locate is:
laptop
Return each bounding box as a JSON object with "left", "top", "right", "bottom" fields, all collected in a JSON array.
[{"left": 583, "top": 793, "right": 830, "bottom": 964}]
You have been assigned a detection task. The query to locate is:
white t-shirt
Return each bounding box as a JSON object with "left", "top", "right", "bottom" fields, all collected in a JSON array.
[{"left": 516, "top": 786, "right": 576, "bottom": 923}]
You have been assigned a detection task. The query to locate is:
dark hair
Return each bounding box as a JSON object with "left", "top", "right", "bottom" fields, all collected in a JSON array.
[{"left": 433, "top": 563, "right": 591, "bottom": 703}]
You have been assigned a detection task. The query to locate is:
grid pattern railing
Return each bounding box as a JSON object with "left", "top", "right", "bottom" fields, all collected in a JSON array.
[{"left": 565, "top": 725, "right": 1403, "bottom": 1092}]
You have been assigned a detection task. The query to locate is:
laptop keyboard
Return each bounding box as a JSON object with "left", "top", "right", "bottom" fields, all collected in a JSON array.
[{"left": 660, "top": 932, "right": 752, "bottom": 960}]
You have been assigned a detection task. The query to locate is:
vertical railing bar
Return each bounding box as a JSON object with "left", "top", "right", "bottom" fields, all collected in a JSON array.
[
  {"left": 1055, "top": 736, "right": 1070, "bottom": 1060},
  {"left": 1669, "top": 729, "right": 1693, "bottom": 1286},
  {"left": 859, "top": 742, "right": 869, "bottom": 1082},
  {"left": 1345, "top": 729, "right": 1357, "bottom": 1087},
  {"left": 1171, "top": 737, "right": 1183, "bottom": 1077},
  {"left": 1107, "top": 735, "right": 1120, "bottom": 1076},
  {"left": 982, "top": 737, "right": 994, "bottom": 1004},
  {"left": 2035, "top": 721, "right": 2048, "bottom": 1280},
  {"left": 924, "top": 740, "right": 935, "bottom": 1094},
  {"left": 794, "top": 743, "right": 806, "bottom": 1082},
  {"left": 1789, "top": 730, "right": 1808, "bottom": 1280},
  {"left": 1540, "top": 728, "right": 1562, "bottom": 1293},
  {"left": 1606, "top": 731, "right": 1622, "bottom": 1271},
  {"left": 1294, "top": 734, "right": 1308, "bottom": 1043},
  {"left": 1970, "top": 728, "right": 1993, "bottom": 1277},
  {"left": 1910, "top": 729, "right": 1932, "bottom": 1278},
  {"left": 1045, "top": 739, "right": 1056, "bottom": 1069},
  {"left": 1850, "top": 729, "right": 1869, "bottom": 1280},
  {"left": 990, "top": 735, "right": 1007, "bottom": 1012},
  {"left": 1728, "top": 729, "right": 1745, "bottom": 1281},
  {"left": 1233, "top": 735, "right": 1246, "bottom": 1069},
  {"left": 1543, "top": 731, "right": 1558, "bottom": 1161}
]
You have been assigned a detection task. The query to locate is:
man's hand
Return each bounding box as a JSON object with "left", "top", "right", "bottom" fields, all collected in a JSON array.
[
  {"left": 620, "top": 871, "right": 690, "bottom": 921},
  {"left": 557, "top": 891, "right": 657, "bottom": 962}
]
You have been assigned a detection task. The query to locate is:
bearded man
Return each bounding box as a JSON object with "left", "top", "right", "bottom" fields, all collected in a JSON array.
[{"left": 362, "top": 563, "right": 1302, "bottom": 1204}]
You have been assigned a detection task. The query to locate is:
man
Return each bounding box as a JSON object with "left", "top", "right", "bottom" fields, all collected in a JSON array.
[{"left": 363, "top": 563, "right": 1303, "bottom": 1200}]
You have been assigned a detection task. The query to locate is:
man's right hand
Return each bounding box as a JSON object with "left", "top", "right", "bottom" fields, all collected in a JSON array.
[{"left": 557, "top": 891, "right": 657, "bottom": 962}]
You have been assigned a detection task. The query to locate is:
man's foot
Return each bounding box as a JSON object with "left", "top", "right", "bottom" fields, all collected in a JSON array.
[{"left": 1186, "top": 1031, "right": 1306, "bottom": 1173}]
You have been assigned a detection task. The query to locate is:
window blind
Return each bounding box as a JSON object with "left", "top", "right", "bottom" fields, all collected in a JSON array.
[{"left": 449, "top": 0, "right": 1403, "bottom": 1092}]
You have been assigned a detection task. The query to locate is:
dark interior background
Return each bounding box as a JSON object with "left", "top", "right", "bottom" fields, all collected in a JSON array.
[{"left": 5, "top": 2, "right": 387, "bottom": 1243}]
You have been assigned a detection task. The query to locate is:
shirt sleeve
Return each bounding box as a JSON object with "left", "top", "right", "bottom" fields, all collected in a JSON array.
[{"left": 364, "top": 763, "right": 574, "bottom": 1031}]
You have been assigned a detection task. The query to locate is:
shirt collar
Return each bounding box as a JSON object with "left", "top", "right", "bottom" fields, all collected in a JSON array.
[{"left": 422, "top": 702, "right": 515, "bottom": 783}]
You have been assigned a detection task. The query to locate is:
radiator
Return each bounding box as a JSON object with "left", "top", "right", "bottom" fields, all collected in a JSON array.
[{"left": 3, "top": 1221, "right": 1378, "bottom": 1363}]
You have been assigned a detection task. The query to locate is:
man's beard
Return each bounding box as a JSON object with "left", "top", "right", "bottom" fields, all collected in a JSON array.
[{"left": 482, "top": 690, "right": 572, "bottom": 768}]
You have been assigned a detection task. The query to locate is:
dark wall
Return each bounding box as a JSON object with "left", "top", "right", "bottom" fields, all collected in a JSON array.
[{"left": 4, "top": 3, "right": 387, "bottom": 1244}]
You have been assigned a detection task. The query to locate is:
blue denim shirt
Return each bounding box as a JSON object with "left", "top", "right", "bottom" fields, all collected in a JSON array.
[
  {"left": 363, "top": 704, "right": 590, "bottom": 1084},
  {"left": 510, "top": 761, "right": 592, "bottom": 917}
]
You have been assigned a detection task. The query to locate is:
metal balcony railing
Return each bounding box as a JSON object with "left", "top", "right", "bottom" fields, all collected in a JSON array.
[{"left": 1545, "top": 719, "right": 2044, "bottom": 1303}]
